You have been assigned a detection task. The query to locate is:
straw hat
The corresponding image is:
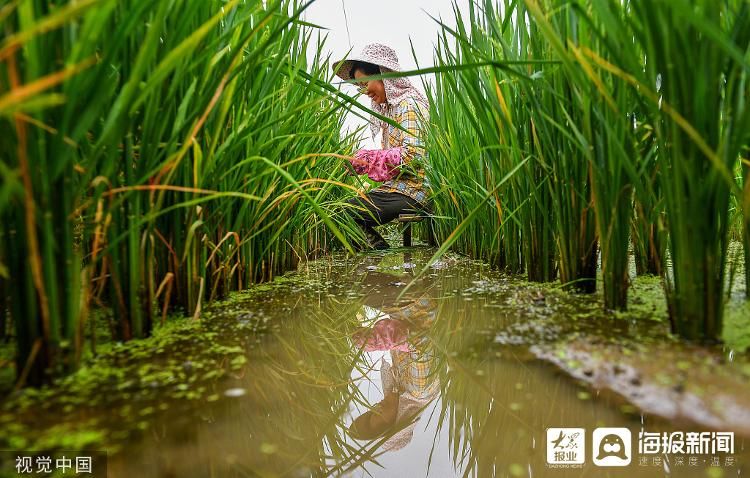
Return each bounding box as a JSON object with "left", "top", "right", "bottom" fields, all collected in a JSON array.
[{"left": 332, "top": 43, "right": 402, "bottom": 81}]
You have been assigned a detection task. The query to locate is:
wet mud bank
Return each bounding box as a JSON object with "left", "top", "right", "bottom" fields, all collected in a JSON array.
[{"left": 531, "top": 338, "right": 750, "bottom": 436}]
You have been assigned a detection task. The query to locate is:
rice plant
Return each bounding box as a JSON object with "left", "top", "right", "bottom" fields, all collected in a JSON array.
[
  {"left": 743, "top": 152, "right": 750, "bottom": 298},
  {"left": 0, "top": 0, "right": 362, "bottom": 386},
  {"left": 426, "top": 1, "right": 560, "bottom": 280},
  {"left": 525, "top": 0, "right": 642, "bottom": 308},
  {"left": 425, "top": 0, "right": 749, "bottom": 338},
  {"left": 520, "top": 1, "right": 601, "bottom": 294},
  {"left": 579, "top": 0, "right": 750, "bottom": 338},
  {"left": 631, "top": 125, "right": 664, "bottom": 277},
  {"left": 2, "top": 0, "right": 748, "bottom": 392},
  {"left": 425, "top": 0, "right": 601, "bottom": 291}
]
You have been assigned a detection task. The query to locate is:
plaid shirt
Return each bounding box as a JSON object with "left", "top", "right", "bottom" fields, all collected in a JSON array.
[{"left": 376, "top": 97, "right": 430, "bottom": 205}]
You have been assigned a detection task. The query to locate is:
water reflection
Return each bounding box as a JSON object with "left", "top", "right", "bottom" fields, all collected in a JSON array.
[
  {"left": 106, "top": 249, "right": 750, "bottom": 477},
  {"left": 349, "top": 264, "right": 441, "bottom": 453}
]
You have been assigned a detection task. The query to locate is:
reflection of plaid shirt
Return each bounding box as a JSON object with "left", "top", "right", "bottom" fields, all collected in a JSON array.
[
  {"left": 376, "top": 98, "right": 430, "bottom": 205},
  {"left": 390, "top": 344, "right": 438, "bottom": 400}
]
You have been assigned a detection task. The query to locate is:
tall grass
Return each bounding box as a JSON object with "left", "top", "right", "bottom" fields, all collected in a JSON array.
[
  {"left": 425, "top": 1, "right": 603, "bottom": 292},
  {"left": 526, "top": 0, "right": 641, "bottom": 308},
  {"left": 426, "top": 1, "right": 559, "bottom": 280},
  {"left": 424, "top": 0, "right": 750, "bottom": 339},
  {"left": 2, "top": 0, "right": 748, "bottom": 389},
  {"left": 631, "top": 126, "right": 664, "bottom": 278},
  {"left": 0, "top": 0, "right": 363, "bottom": 386},
  {"left": 744, "top": 152, "right": 750, "bottom": 297},
  {"left": 578, "top": 0, "right": 750, "bottom": 338}
]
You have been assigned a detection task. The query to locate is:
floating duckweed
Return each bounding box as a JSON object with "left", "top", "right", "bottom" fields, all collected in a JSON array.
[
  {"left": 508, "top": 463, "right": 525, "bottom": 477},
  {"left": 260, "top": 443, "right": 278, "bottom": 455}
]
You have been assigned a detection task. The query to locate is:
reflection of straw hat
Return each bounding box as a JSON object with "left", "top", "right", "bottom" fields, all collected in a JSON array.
[{"left": 332, "top": 43, "right": 402, "bottom": 81}]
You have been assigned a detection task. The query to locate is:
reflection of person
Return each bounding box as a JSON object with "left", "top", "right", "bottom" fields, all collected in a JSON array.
[
  {"left": 349, "top": 315, "right": 438, "bottom": 451},
  {"left": 333, "top": 44, "right": 431, "bottom": 250},
  {"left": 347, "top": 254, "right": 440, "bottom": 450}
]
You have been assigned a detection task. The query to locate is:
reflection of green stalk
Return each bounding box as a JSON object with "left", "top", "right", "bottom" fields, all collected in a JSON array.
[
  {"left": 220, "top": 295, "right": 378, "bottom": 476},
  {"left": 427, "top": 288, "right": 536, "bottom": 477}
]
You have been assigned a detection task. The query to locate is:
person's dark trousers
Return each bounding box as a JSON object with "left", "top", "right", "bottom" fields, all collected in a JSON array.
[{"left": 346, "top": 191, "right": 428, "bottom": 250}]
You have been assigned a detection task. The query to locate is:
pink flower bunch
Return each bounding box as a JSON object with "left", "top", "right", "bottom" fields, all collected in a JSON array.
[{"left": 349, "top": 147, "right": 403, "bottom": 182}]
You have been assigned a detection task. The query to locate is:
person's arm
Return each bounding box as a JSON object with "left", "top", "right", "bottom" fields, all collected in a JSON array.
[
  {"left": 351, "top": 147, "right": 401, "bottom": 181},
  {"left": 352, "top": 319, "right": 411, "bottom": 352},
  {"left": 350, "top": 100, "right": 426, "bottom": 181},
  {"left": 355, "top": 101, "right": 425, "bottom": 162}
]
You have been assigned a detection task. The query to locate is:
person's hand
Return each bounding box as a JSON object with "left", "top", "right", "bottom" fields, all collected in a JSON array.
[
  {"left": 344, "top": 160, "right": 357, "bottom": 176},
  {"left": 348, "top": 149, "right": 369, "bottom": 175}
]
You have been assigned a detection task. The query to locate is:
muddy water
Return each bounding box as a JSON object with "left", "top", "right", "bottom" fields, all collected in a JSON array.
[{"left": 108, "top": 249, "right": 750, "bottom": 477}]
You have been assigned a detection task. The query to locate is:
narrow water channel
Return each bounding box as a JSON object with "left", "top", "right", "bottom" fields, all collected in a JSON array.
[{"left": 103, "top": 248, "right": 748, "bottom": 477}]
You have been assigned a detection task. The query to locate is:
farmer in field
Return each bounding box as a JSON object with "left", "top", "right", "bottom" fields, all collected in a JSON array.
[{"left": 333, "top": 43, "right": 431, "bottom": 250}]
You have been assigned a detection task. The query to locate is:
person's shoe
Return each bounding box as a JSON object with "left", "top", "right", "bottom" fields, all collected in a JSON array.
[
  {"left": 365, "top": 230, "right": 390, "bottom": 250},
  {"left": 371, "top": 238, "right": 390, "bottom": 250}
]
